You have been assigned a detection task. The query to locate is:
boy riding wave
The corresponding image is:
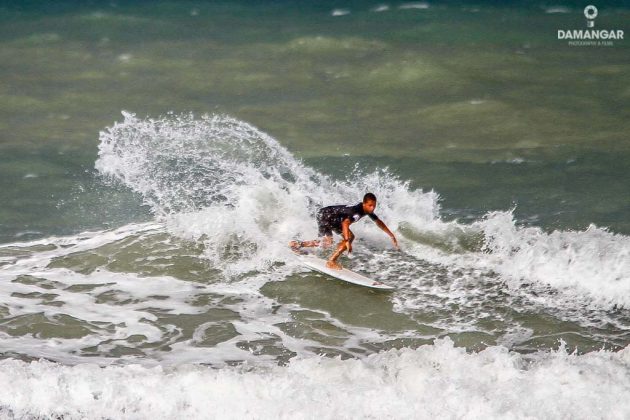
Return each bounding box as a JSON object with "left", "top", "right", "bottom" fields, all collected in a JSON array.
[{"left": 289, "top": 193, "right": 399, "bottom": 269}]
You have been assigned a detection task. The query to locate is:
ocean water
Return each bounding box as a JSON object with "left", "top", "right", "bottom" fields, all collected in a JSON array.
[{"left": 0, "top": 1, "right": 629, "bottom": 418}]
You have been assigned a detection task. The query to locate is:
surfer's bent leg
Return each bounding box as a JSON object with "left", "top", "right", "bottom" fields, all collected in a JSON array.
[
  {"left": 289, "top": 235, "right": 332, "bottom": 250},
  {"left": 327, "top": 239, "right": 347, "bottom": 269},
  {"left": 315, "top": 212, "right": 335, "bottom": 249},
  {"left": 289, "top": 239, "right": 320, "bottom": 249},
  {"left": 327, "top": 230, "right": 353, "bottom": 270},
  {"left": 289, "top": 208, "right": 335, "bottom": 250}
]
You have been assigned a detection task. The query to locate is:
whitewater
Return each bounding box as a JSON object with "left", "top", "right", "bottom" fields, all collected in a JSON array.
[{"left": 0, "top": 339, "right": 628, "bottom": 419}]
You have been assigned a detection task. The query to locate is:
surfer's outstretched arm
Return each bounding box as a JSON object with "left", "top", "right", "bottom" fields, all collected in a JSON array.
[{"left": 374, "top": 219, "right": 399, "bottom": 250}]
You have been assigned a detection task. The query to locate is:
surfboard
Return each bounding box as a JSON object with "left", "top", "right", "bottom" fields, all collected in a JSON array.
[{"left": 296, "top": 252, "right": 394, "bottom": 290}]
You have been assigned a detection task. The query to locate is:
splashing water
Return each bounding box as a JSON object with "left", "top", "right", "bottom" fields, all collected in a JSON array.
[
  {"left": 95, "top": 111, "right": 440, "bottom": 276},
  {"left": 94, "top": 112, "right": 630, "bottom": 311}
]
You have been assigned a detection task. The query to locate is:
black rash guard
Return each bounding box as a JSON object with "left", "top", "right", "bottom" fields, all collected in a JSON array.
[{"left": 316, "top": 202, "right": 379, "bottom": 237}]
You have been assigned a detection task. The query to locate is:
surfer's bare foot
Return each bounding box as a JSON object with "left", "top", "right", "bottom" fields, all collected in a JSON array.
[{"left": 326, "top": 260, "right": 342, "bottom": 270}]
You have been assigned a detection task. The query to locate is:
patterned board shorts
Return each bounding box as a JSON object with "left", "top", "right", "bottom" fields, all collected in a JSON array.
[{"left": 316, "top": 208, "right": 342, "bottom": 237}]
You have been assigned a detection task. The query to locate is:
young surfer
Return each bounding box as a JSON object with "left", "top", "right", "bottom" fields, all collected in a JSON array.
[{"left": 289, "top": 193, "right": 399, "bottom": 270}]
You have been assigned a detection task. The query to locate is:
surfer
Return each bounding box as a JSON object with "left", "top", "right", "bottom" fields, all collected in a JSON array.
[{"left": 289, "top": 193, "right": 399, "bottom": 270}]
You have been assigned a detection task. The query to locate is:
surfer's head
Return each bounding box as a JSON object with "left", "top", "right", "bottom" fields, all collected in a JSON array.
[{"left": 362, "top": 192, "right": 377, "bottom": 213}]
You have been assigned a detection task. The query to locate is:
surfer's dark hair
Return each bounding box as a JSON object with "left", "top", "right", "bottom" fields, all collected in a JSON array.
[{"left": 363, "top": 192, "right": 377, "bottom": 202}]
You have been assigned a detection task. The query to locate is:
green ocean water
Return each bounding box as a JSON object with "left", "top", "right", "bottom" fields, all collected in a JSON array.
[{"left": 1, "top": 0, "right": 629, "bottom": 242}]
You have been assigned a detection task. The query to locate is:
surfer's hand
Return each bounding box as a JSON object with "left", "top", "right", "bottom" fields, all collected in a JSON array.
[{"left": 391, "top": 236, "right": 399, "bottom": 250}]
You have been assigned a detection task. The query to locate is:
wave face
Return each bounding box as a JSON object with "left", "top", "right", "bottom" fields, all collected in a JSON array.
[{"left": 95, "top": 112, "right": 630, "bottom": 309}]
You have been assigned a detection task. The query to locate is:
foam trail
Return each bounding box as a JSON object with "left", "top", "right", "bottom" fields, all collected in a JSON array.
[{"left": 0, "top": 338, "right": 628, "bottom": 419}]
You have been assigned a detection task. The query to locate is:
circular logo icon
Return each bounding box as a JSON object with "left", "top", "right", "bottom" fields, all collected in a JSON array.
[{"left": 584, "top": 5, "right": 598, "bottom": 20}]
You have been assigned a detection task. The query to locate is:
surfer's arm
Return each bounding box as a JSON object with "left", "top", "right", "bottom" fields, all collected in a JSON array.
[{"left": 374, "top": 219, "right": 399, "bottom": 249}]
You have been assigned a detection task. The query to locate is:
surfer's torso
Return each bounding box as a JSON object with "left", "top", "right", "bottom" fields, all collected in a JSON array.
[{"left": 316, "top": 203, "right": 379, "bottom": 236}]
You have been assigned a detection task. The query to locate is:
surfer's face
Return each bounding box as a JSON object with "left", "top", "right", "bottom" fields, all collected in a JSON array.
[{"left": 363, "top": 199, "right": 376, "bottom": 214}]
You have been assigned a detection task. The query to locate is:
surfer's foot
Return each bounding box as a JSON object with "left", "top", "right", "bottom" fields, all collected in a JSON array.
[
  {"left": 326, "top": 260, "right": 343, "bottom": 270},
  {"left": 289, "top": 240, "right": 308, "bottom": 255}
]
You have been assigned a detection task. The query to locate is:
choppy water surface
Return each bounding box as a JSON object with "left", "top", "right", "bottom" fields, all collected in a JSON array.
[{"left": 0, "top": 1, "right": 629, "bottom": 418}]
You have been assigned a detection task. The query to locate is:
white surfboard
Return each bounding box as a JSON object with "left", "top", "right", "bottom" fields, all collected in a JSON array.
[{"left": 296, "top": 253, "right": 394, "bottom": 290}]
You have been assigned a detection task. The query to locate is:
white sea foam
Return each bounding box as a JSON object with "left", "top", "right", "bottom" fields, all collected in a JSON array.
[
  {"left": 394, "top": 210, "right": 630, "bottom": 318},
  {"left": 476, "top": 212, "right": 630, "bottom": 308},
  {"left": 399, "top": 2, "right": 430, "bottom": 10},
  {"left": 544, "top": 6, "right": 571, "bottom": 14},
  {"left": 489, "top": 157, "right": 526, "bottom": 164},
  {"left": 371, "top": 4, "right": 390, "bottom": 12},
  {"left": 0, "top": 338, "right": 628, "bottom": 419},
  {"left": 331, "top": 9, "right": 350, "bottom": 17}
]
